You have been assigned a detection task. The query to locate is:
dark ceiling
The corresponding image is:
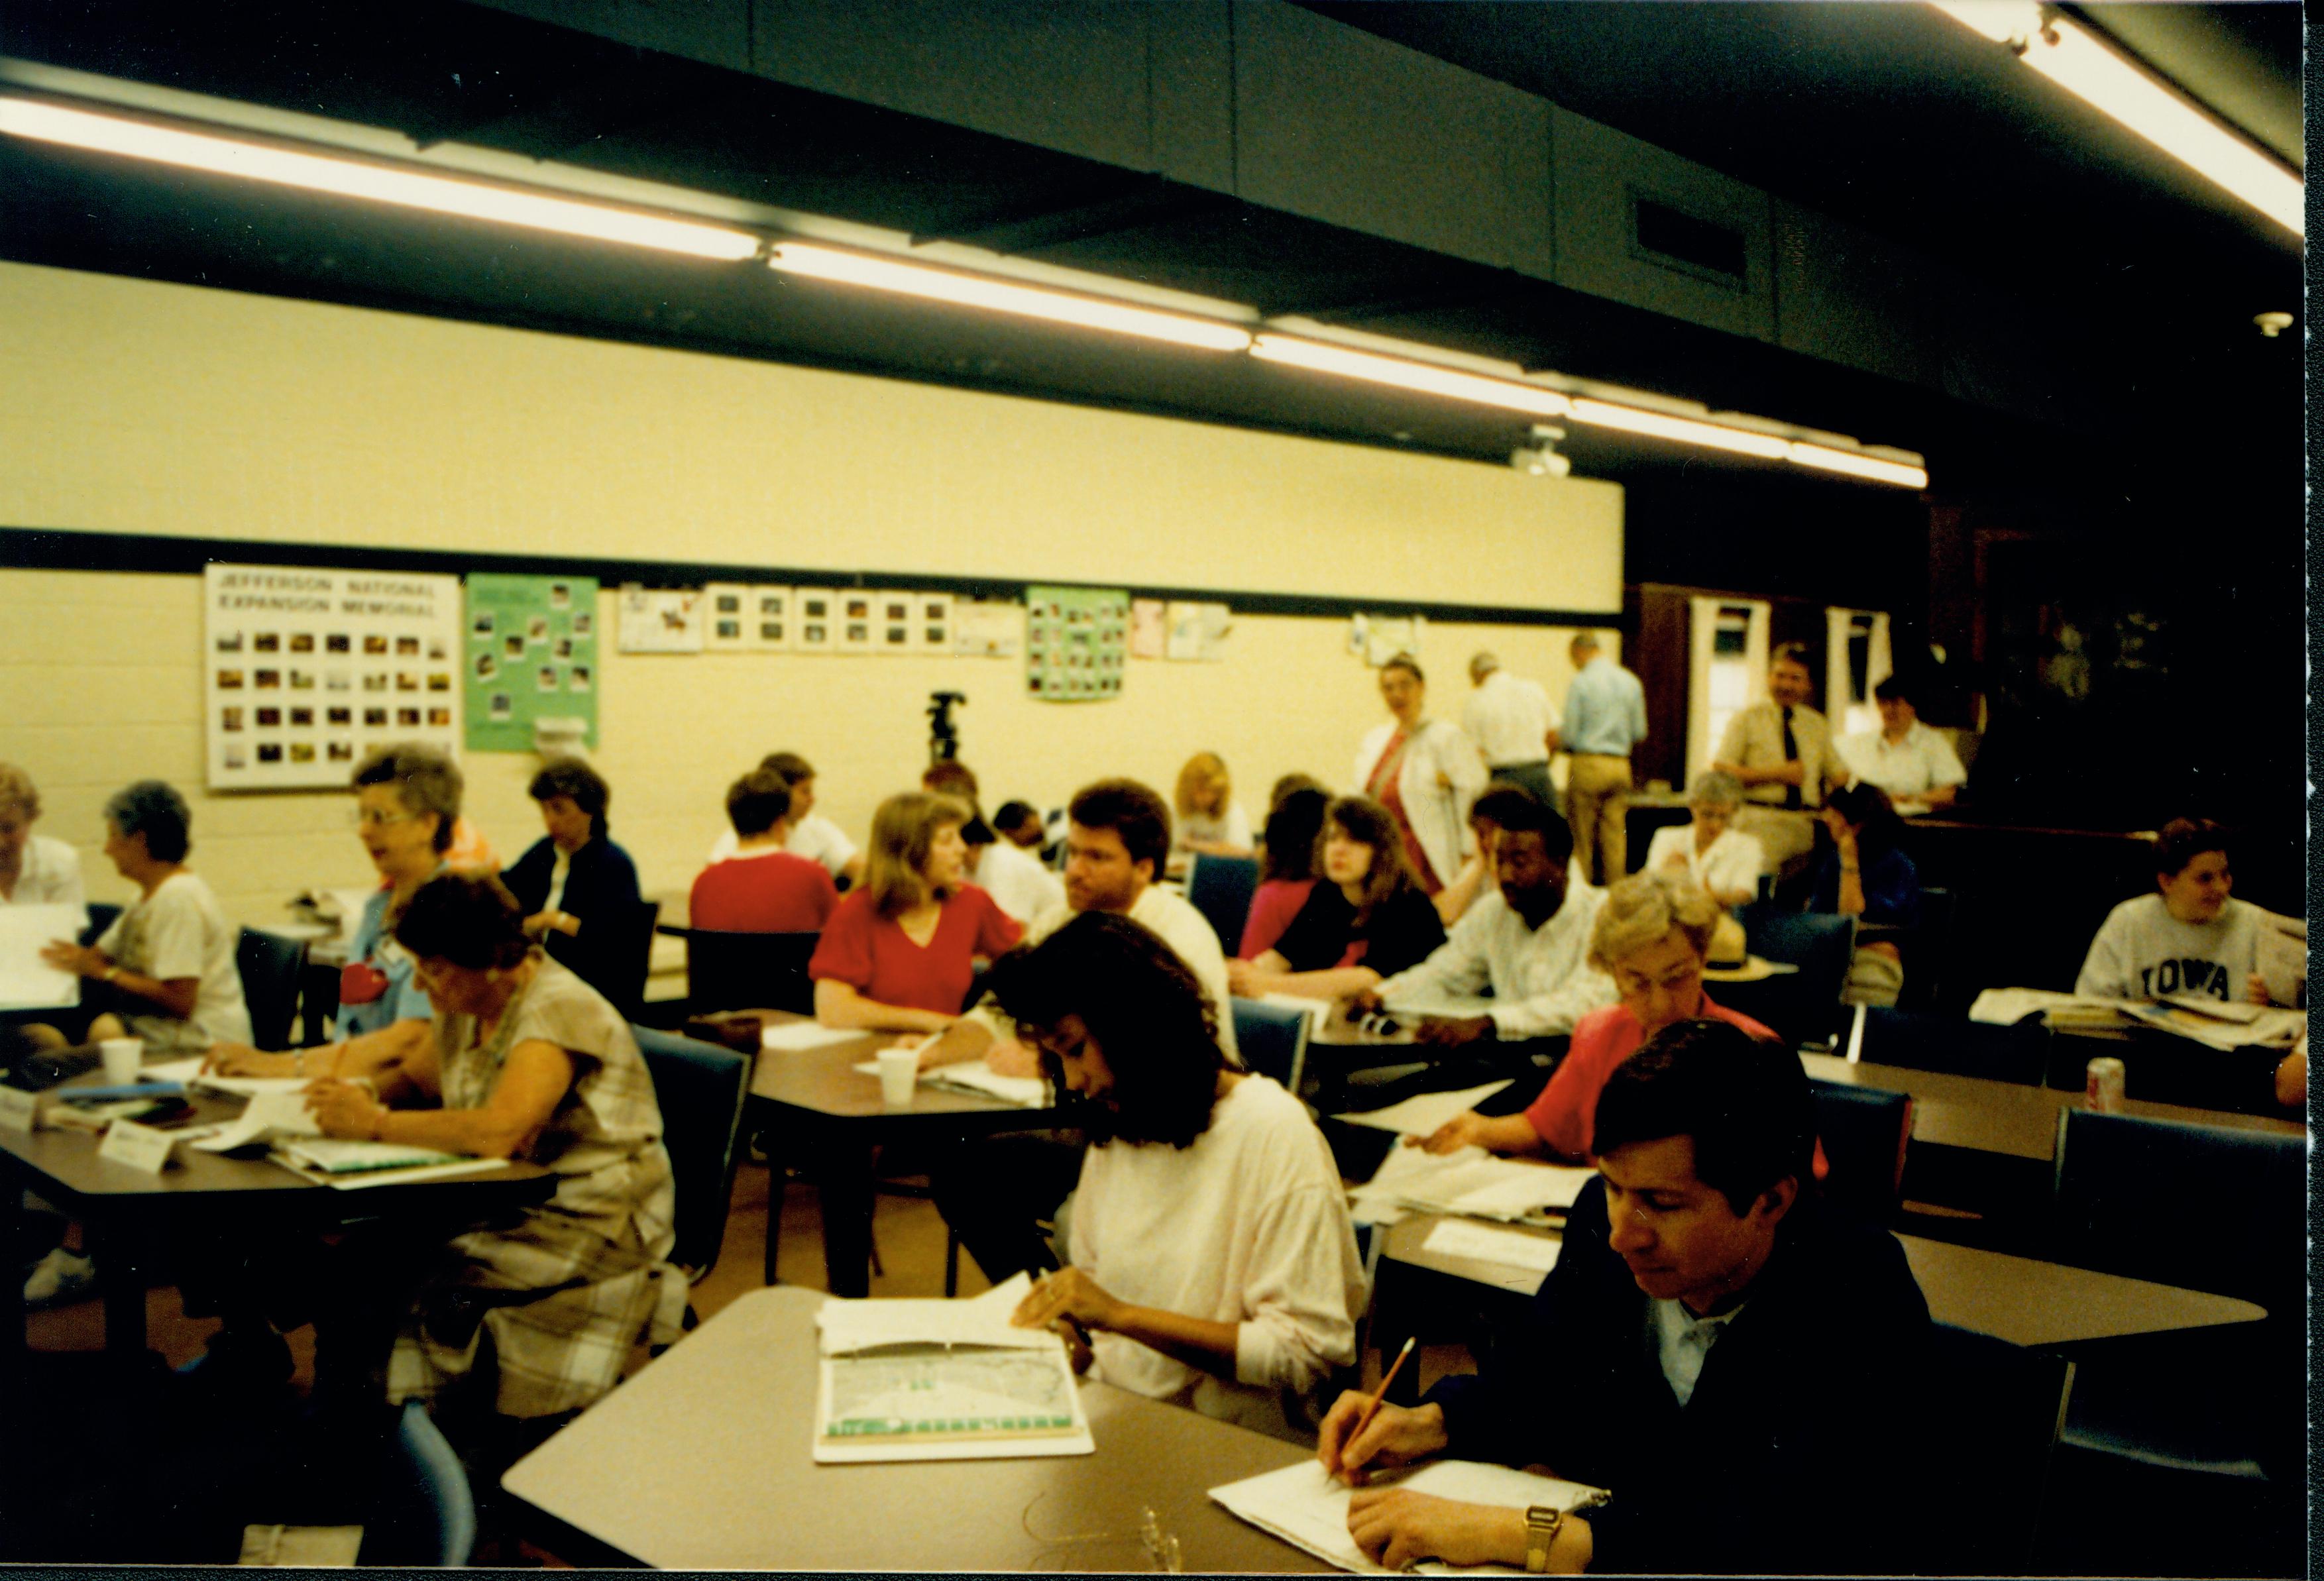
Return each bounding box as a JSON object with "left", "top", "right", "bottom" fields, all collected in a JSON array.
[{"left": 0, "top": 0, "right": 2301, "bottom": 528}]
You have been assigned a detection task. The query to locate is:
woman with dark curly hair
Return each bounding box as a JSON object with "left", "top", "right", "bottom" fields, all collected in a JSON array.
[
  {"left": 1228, "top": 796, "right": 1445, "bottom": 1002},
  {"left": 1000, "top": 910, "right": 1365, "bottom": 1441},
  {"left": 1812, "top": 781, "right": 1920, "bottom": 1007}
]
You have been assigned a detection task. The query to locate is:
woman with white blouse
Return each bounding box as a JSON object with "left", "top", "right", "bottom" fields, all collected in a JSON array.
[
  {"left": 1641, "top": 771, "right": 1764, "bottom": 908},
  {"left": 1352, "top": 655, "right": 1488, "bottom": 899}
]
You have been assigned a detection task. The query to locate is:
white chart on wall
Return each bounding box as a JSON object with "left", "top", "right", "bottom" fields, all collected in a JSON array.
[{"left": 203, "top": 563, "right": 465, "bottom": 791}]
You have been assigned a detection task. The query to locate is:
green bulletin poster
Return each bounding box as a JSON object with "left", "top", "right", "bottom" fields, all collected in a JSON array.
[
  {"left": 1024, "top": 584, "right": 1128, "bottom": 702},
  {"left": 465, "top": 574, "right": 600, "bottom": 751}
]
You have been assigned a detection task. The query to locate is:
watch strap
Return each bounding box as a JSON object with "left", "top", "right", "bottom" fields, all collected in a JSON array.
[{"left": 1523, "top": 1505, "right": 1563, "bottom": 1573}]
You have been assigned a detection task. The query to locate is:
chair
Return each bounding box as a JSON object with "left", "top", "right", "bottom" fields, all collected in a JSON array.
[
  {"left": 1804, "top": 1081, "right": 1910, "bottom": 1223},
  {"left": 1858, "top": 1005, "right": 2049, "bottom": 1085},
  {"left": 1229, "top": 997, "right": 1311, "bottom": 1095},
  {"left": 631, "top": 1025, "right": 754, "bottom": 1286},
  {"left": 1894, "top": 885, "right": 1956, "bottom": 1011},
  {"left": 1184, "top": 853, "right": 1260, "bottom": 955},
  {"left": 77, "top": 903, "right": 120, "bottom": 948},
  {"left": 686, "top": 929, "right": 818, "bottom": 1017},
  {"left": 2048, "top": 1110, "right": 2303, "bottom": 1487},
  {"left": 1914, "top": 1324, "right": 2074, "bottom": 1575},
  {"left": 1719, "top": 904, "right": 1855, "bottom": 1049},
  {"left": 360, "top": 1399, "right": 477, "bottom": 1566},
  {"left": 588, "top": 899, "right": 661, "bottom": 1020},
  {"left": 235, "top": 928, "right": 307, "bottom": 1051}
]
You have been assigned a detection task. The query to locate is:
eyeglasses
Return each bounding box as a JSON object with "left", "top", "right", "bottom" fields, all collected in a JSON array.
[{"left": 351, "top": 808, "right": 417, "bottom": 829}]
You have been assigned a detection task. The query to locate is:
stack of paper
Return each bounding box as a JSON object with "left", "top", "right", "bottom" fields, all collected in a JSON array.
[
  {"left": 1419, "top": 1219, "right": 1562, "bottom": 1276},
  {"left": 270, "top": 1136, "right": 508, "bottom": 1189},
  {"left": 1350, "top": 1145, "right": 1595, "bottom": 1225},
  {"left": 761, "top": 1020, "right": 866, "bottom": 1052},
  {"left": 1210, "top": 1460, "right": 1609, "bottom": 1575},
  {"left": 1331, "top": 1082, "right": 1513, "bottom": 1138},
  {"left": 0, "top": 903, "right": 85, "bottom": 1012},
  {"left": 813, "top": 1274, "right": 1093, "bottom": 1463},
  {"left": 188, "top": 1089, "right": 321, "bottom": 1152}
]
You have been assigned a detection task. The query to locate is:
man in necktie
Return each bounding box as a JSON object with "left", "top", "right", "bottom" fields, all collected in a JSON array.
[{"left": 1713, "top": 645, "right": 1834, "bottom": 869}]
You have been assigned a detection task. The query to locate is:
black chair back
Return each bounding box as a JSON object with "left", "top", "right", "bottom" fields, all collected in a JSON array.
[
  {"left": 1185, "top": 853, "right": 1260, "bottom": 954},
  {"left": 1913, "top": 1324, "right": 2073, "bottom": 1574},
  {"left": 78, "top": 904, "right": 121, "bottom": 948},
  {"left": 1718, "top": 905, "right": 1856, "bottom": 1048},
  {"left": 1805, "top": 1081, "right": 1909, "bottom": 1223},
  {"left": 1859, "top": 1006, "right": 2049, "bottom": 1085},
  {"left": 235, "top": 928, "right": 307, "bottom": 1051},
  {"left": 1230, "top": 997, "right": 1312, "bottom": 1094},
  {"left": 1895, "top": 885, "right": 1956, "bottom": 1010},
  {"left": 686, "top": 929, "right": 819, "bottom": 1016},
  {"left": 632, "top": 1024, "right": 754, "bottom": 1281}
]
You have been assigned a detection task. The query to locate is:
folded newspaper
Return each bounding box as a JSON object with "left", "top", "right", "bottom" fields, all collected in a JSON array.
[{"left": 1211, "top": 1459, "right": 1609, "bottom": 1576}]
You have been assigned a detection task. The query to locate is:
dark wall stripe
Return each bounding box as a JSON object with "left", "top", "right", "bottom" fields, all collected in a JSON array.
[{"left": 0, "top": 525, "right": 1621, "bottom": 628}]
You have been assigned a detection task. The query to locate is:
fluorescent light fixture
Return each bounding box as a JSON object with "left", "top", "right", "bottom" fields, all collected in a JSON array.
[
  {"left": 770, "top": 242, "right": 1252, "bottom": 352},
  {"left": 1249, "top": 335, "right": 1571, "bottom": 418},
  {"left": 1567, "top": 398, "right": 1792, "bottom": 461},
  {"left": 0, "top": 95, "right": 764, "bottom": 259},
  {"left": 1787, "top": 443, "right": 1929, "bottom": 490},
  {"left": 1928, "top": 3, "right": 2301, "bottom": 237}
]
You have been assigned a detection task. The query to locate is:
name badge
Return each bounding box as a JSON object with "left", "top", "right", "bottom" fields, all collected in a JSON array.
[
  {"left": 0, "top": 1087, "right": 37, "bottom": 1134},
  {"left": 99, "top": 1118, "right": 177, "bottom": 1174}
]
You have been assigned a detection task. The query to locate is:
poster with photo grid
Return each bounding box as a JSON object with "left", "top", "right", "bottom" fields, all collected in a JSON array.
[
  {"left": 1023, "top": 584, "right": 1128, "bottom": 702},
  {"left": 464, "top": 574, "right": 600, "bottom": 753},
  {"left": 203, "top": 563, "right": 464, "bottom": 790}
]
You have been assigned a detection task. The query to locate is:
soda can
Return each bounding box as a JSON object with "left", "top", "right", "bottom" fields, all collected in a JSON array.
[{"left": 2085, "top": 1056, "right": 2127, "bottom": 1113}]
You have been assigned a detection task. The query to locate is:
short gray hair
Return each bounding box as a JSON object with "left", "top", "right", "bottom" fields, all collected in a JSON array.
[
  {"left": 105, "top": 780, "right": 192, "bottom": 864},
  {"left": 0, "top": 763, "right": 40, "bottom": 824},
  {"left": 1571, "top": 630, "right": 1602, "bottom": 653},
  {"left": 1588, "top": 870, "right": 1722, "bottom": 974},
  {"left": 1687, "top": 771, "right": 1745, "bottom": 811},
  {"left": 1468, "top": 651, "right": 1500, "bottom": 680},
  {"left": 352, "top": 744, "right": 464, "bottom": 854}
]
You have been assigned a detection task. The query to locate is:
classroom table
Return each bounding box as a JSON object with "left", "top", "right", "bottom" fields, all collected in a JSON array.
[
  {"left": 502, "top": 1283, "right": 1331, "bottom": 1572},
  {"left": 0, "top": 1064, "right": 554, "bottom": 1359},
  {"left": 747, "top": 1012, "right": 1064, "bottom": 1297},
  {"left": 1374, "top": 1213, "right": 2266, "bottom": 1349}
]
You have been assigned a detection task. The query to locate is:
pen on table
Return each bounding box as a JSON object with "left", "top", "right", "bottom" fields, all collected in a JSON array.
[{"left": 1350, "top": 1335, "right": 1417, "bottom": 1445}]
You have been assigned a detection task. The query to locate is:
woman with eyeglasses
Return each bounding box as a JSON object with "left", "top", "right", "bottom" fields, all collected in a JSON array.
[{"left": 208, "top": 745, "right": 459, "bottom": 1075}]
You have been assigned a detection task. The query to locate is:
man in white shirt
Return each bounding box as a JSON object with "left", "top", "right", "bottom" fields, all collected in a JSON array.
[
  {"left": 926, "top": 779, "right": 1237, "bottom": 1281},
  {"left": 1354, "top": 798, "right": 1616, "bottom": 1050},
  {"left": 0, "top": 764, "right": 85, "bottom": 908},
  {"left": 1837, "top": 677, "right": 1966, "bottom": 811},
  {"left": 704, "top": 751, "right": 863, "bottom": 888},
  {"left": 1462, "top": 652, "right": 1557, "bottom": 810}
]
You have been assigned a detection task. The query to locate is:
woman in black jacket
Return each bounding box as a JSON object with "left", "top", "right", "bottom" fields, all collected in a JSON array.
[
  {"left": 1226, "top": 795, "right": 1446, "bottom": 1002},
  {"left": 502, "top": 757, "right": 644, "bottom": 1006}
]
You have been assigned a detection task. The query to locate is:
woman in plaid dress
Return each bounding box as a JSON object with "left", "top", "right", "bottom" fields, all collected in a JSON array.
[{"left": 300, "top": 871, "right": 683, "bottom": 1419}]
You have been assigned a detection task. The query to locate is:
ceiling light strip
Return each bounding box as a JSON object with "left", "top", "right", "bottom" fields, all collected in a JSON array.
[
  {"left": 771, "top": 242, "right": 1252, "bottom": 353},
  {"left": 0, "top": 95, "right": 763, "bottom": 259},
  {"left": 1786, "top": 443, "right": 1930, "bottom": 490},
  {"left": 1927, "top": 3, "right": 2299, "bottom": 237},
  {"left": 1250, "top": 335, "right": 1572, "bottom": 418},
  {"left": 1567, "top": 398, "right": 1793, "bottom": 461}
]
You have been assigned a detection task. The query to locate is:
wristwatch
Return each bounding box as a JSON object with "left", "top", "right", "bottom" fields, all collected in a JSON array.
[{"left": 1523, "top": 1506, "right": 1564, "bottom": 1573}]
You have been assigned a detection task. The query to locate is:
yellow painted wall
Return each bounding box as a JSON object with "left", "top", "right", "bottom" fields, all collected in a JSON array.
[{"left": 0, "top": 263, "right": 1626, "bottom": 925}]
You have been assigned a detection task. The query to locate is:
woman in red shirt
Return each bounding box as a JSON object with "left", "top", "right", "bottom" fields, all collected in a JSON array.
[
  {"left": 809, "top": 790, "right": 1022, "bottom": 1033},
  {"left": 1414, "top": 870, "right": 1776, "bottom": 1161}
]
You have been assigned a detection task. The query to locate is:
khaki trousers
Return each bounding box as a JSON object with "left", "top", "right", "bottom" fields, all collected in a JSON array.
[{"left": 1565, "top": 753, "right": 1633, "bottom": 885}]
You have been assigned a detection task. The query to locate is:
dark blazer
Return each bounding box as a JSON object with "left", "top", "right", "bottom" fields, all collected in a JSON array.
[
  {"left": 1428, "top": 1176, "right": 1936, "bottom": 1576},
  {"left": 503, "top": 833, "right": 644, "bottom": 1003}
]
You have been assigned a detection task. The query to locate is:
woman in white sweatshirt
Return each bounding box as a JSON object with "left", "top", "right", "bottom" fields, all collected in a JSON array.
[
  {"left": 2076, "top": 816, "right": 2273, "bottom": 1004},
  {"left": 1003, "top": 910, "right": 1366, "bottom": 1442}
]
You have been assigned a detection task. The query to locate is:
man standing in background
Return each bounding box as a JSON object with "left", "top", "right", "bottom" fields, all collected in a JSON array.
[
  {"left": 1462, "top": 651, "right": 1557, "bottom": 810},
  {"left": 1713, "top": 643, "right": 1843, "bottom": 870},
  {"left": 1550, "top": 631, "right": 1647, "bottom": 885}
]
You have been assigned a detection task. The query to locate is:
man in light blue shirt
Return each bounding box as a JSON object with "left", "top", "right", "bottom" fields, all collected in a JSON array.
[{"left": 1550, "top": 632, "right": 1647, "bottom": 885}]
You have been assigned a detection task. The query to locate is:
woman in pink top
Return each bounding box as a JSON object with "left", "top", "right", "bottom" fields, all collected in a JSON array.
[
  {"left": 1413, "top": 871, "right": 1775, "bottom": 1161},
  {"left": 1237, "top": 787, "right": 1328, "bottom": 959},
  {"left": 810, "top": 790, "right": 1021, "bottom": 1033}
]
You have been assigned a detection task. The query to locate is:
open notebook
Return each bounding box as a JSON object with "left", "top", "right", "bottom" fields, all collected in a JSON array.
[
  {"left": 813, "top": 1273, "right": 1093, "bottom": 1463},
  {"left": 1212, "top": 1460, "right": 1609, "bottom": 1576},
  {"left": 1349, "top": 1144, "right": 1596, "bottom": 1225}
]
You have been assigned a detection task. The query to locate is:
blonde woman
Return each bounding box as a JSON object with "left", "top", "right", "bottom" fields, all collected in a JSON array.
[
  {"left": 808, "top": 791, "right": 1022, "bottom": 1032},
  {"left": 1416, "top": 870, "right": 1775, "bottom": 1161},
  {"left": 0, "top": 763, "right": 83, "bottom": 907},
  {"left": 1173, "top": 751, "right": 1253, "bottom": 857}
]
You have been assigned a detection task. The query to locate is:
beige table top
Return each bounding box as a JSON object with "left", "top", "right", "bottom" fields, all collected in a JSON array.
[
  {"left": 503, "top": 1284, "right": 1331, "bottom": 1572},
  {"left": 1380, "top": 1212, "right": 2263, "bottom": 1347},
  {"left": 744, "top": 1012, "right": 1058, "bottom": 1121},
  {"left": 1799, "top": 1052, "right": 2305, "bottom": 1162}
]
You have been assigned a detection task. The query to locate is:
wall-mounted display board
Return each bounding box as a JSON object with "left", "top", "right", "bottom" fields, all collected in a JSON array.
[
  {"left": 465, "top": 574, "right": 600, "bottom": 753},
  {"left": 204, "top": 563, "right": 463, "bottom": 790},
  {"left": 618, "top": 586, "right": 705, "bottom": 653},
  {"left": 1025, "top": 585, "right": 1128, "bottom": 702}
]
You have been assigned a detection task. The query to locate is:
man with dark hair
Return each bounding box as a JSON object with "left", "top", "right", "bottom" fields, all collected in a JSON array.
[
  {"left": 993, "top": 912, "right": 1364, "bottom": 1441},
  {"left": 706, "top": 749, "right": 863, "bottom": 888},
  {"left": 992, "top": 800, "right": 1045, "bottom": 851},
  {"left": 1319, "top": 1019, "right": 1935, "bottom": 1576},
  {"left": 689, "top": 769, "right": 839, "bottom": 933},
  {"left": 924, "top": 761, "right": 1062, "bottom": 923},
  {"left": 1355, "top": 800, "right": 1614, "bottom": 1049},
  {"left": 925, "top": 777, "right": 1237, "bottom": 1283}
]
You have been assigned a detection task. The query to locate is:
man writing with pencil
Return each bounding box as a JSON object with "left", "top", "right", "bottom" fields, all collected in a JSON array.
[{"left": 1315, "top": 1021, "right": 1936, "bottom": 1574}]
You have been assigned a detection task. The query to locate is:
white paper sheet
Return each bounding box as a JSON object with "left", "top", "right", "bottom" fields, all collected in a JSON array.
[
  {"left": 146, "top": 1054, "right": 313, "bottom": 1098},
  {"left": 0, "top": 904, "right": 85, "bottom": 1010},
  {"left": 851, "top": 1059, "right": 1048, "bottom": 1107},
  {"left": 759, "top": 1020, "right": 866, "bottom": 1052},
  {"left": 1210, "top": 1459, "right": 1607, "bottom": 1576},
  {"left": 188, "top": 1089, "right": 321, "bottom": 1152},
  {"left": 1349, "top": 1145, "right": 1594, "bottom": 1221},
  {"left": 1420, "top": 1219, "right": 1563, "bottom": 1275},
  {"left": 1331, "top": 1082, "right": 1514, "bottom": 1137}
]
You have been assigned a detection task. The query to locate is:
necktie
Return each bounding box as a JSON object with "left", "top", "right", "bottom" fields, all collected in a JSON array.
[{"left": 1780, "top": 706, "right": 1802, "bottom": 809}]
